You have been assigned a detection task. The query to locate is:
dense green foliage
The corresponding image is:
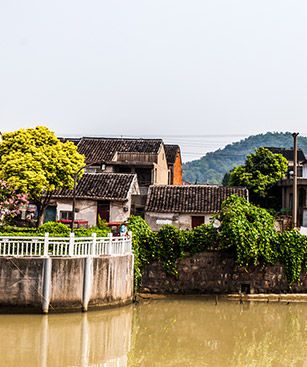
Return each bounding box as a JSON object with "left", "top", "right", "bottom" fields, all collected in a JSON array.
[
  {"left": 227, "top": 147, "right": 288, "bottom": 204},
  {"left": 183, "top": 132, "right": 307, "bottom": 184},
  {"left": 128, "top": 198, "right": 307, "bottom": 288},
  {"left": 0, "top": 126, "right": 85, "bottom": 225},
  {"left": 0, "top": 221, "right": 110, "bottom": 237},
  {"left": 218, "top": 196, "right": 278, "bottom": 266}
]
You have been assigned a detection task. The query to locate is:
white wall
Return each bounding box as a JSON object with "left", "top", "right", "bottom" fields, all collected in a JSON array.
[{"left": 145, "top": 212, "right": 212, "bottom": 231}]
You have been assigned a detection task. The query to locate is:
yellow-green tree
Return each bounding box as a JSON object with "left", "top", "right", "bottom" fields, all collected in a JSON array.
[{"left": 0, "top": 126, "right": 85, "bottom": 225}]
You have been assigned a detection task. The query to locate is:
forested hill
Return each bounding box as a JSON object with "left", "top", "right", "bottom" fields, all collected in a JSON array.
[{"left": 182, "top": 132, "right": 307, "bottom": 184}]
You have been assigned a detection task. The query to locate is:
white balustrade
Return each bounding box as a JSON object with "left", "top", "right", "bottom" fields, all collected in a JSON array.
[{"left": 0, "top": 232, "right": 132, "bottom": 258}]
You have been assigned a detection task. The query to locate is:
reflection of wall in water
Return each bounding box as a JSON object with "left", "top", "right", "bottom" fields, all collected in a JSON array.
[{"left": 0, "top": 307, "right": 132, "bottom": 367}]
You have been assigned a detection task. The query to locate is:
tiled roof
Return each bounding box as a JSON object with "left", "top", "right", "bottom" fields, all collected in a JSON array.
[
  {"left": 58, "top": 137, "right": 81, "bottom": 146},
  {"left": 53, "top": 173, "right": 137, "bottom": 201},
  {"left": 266, "top": 147, "right": 306, "bottom": 162},
  {"left": 164, "top": 145, "right": 181, "bottom": 165},
  {"left": 76, "top": 137, "right": 163, "bottom": 163},
  {"left": 145, "top": 185, "right": 248, "bottom": 214}
]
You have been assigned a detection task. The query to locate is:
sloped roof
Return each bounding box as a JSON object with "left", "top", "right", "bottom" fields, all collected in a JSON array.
[
  {"left": 75, "top": 137, "right": 163, "bottom": 163},
  {"left": 145, "top": 185, "right": 248, "bottom": 214},
  {"left": 164, "top": 144, "right": 181, "bottom": 165},
  {"left": 53, "top": 173, "right": 137, "bottom": 201},
  {"left": 266, "top": 147, "right": 306, "bottom": 162}
]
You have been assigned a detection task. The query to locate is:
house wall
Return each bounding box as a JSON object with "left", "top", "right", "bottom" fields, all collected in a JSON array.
[
  {"left": 155, "top": 146, "right": 169, "bottom": 185},
  {"left": 145, "top": 212, "right": 212, "bottom": 231},
  {"left": 173, "top": 151, "right": 183, "bottom": 185},
  {"left": 55, "top": 199, "right": 97, "bottom": 226},
  {"left": 110, "top": 200, "right": 131, "bottom": 223}
]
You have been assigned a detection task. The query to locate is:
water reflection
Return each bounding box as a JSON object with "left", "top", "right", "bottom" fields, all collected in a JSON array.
[
  {"left": 0, "top": 299, "right": 306, "bottom": 367},
  {"left": 0, "top": 306, "right": 133, "bottom": 367},
  {"left": 128, "top": 299, "right": 307, "bottom": 367}
]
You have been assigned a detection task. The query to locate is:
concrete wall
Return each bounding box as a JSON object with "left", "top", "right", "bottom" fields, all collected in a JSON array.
[
  {"left": 141, "top": 251, "right": 307, "bottom": 294},
  {"left": 145, "top": 212, "right": 212, "bottom": 231},
  {"left": 0, "top": 254, "right": 134, "bottom": 313}
]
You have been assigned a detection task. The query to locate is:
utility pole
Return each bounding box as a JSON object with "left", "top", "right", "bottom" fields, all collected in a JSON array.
[{"left": 292, "top": 132, "right": 299, "bottom": 228}]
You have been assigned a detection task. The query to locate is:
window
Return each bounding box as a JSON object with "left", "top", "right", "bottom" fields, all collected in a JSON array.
[
  {"left": 191, "top": 216, "right": 205, "bottom": 228},
  {"left": 60, "top": 211, "right": 73, "bottom": 220}
]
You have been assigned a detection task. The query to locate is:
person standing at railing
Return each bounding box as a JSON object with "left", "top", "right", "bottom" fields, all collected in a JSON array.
[{"left": 119, "top": 222, "right": 128, "bottom": 237}]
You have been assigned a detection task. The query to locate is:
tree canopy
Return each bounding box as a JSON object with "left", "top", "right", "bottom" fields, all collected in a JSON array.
[
  {"left": 0, "top": 126, "right": 85, "bottom": 225},
  {"left": 227, "top": 147, "right": 288, "bottom": 203}
]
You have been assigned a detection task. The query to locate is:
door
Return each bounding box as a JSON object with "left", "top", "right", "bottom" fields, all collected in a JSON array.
[
  {"left": 191, "top": 216, "right": 205, "bottom": 228},
  {"left": 97, "top": 201, "right": 110, "bottom": 222},
  {"left": 44, "top": 206, "right": 57, "bottom": 222}
]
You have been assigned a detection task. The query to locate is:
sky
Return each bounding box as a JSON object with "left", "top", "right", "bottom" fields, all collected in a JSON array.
[{"left": 1, "top": 0, "right": 307, "bottom": 159}]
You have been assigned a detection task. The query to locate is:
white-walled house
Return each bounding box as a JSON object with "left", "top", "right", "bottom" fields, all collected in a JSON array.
[
  {"left": 145, "top": 185, "right": 248, "bottom": 231},
  {"left": 46, "top": 173, "right": 139, "bottom": 226}
]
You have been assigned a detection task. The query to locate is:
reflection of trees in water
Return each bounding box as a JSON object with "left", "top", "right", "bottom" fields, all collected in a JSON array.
[{"left": 128, "top": 299, "right": 307, "bottom": 367}]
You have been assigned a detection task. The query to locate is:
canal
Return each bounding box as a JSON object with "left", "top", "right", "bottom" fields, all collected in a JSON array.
[{"left": 0, "top": 298, "right": 306, "bottom": 366}]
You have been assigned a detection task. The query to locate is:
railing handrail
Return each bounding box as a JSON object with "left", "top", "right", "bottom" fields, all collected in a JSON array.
[{"left": 0, "top": 232, "right": 132, "bottom": 258}]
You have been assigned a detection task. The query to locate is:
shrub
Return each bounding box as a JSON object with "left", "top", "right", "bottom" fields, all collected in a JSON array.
[
  {"left": 38, "top": 222, "right": 71, "bottom": 236},
  {"left": 74, "top": 226, "right": 110, "bottom": 237},
  {"left": 186, "top": 224, "right": 219, "bottom": 254}
]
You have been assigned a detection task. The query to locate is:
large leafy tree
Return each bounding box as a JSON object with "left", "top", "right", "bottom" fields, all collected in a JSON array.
[
  {"left": 0, "top": 126, "right": 85, "bottom": 225},
  {"left": 228, "top": 147, "right": 288, "bottom": 205}
]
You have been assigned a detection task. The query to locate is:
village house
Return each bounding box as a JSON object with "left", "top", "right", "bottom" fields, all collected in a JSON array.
[
  {"left": 61, "top": 137, "right": 183, "bottom": 216},
  {"left": 267, "top": 147, "right": 307, "bottom": 226},
  {"left": 46, "top": 173, "right": 139, "bottom": 226},
  {"left": 145, "top": 184, "right": 248, "bottom": 230}
]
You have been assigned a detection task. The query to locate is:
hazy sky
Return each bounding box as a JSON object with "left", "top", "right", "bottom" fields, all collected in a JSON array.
[{"left": 1, "top": 0, "right": 307, "bottom": 138}]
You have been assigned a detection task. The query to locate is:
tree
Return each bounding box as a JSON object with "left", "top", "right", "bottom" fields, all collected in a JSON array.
[
  {"left": 0, "top": 126, "right": 85, "bottom": 225},
  {"left": 0, "top": 180, "right": 28, "bottom": 224},
  {"left": 228, "top": 147, "right": 288, "bottom": 205}
]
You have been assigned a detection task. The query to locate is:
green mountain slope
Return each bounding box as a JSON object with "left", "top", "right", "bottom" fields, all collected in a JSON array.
[{"left": 183, "top": 132, "right": 307, "bottom": 184}]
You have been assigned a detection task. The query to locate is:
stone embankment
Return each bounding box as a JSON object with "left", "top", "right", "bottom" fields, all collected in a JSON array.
[{"left": 141, "top": 250, "right": 307, "bottom": 294}]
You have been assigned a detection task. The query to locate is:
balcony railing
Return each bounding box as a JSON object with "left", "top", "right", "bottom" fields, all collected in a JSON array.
[{"left": 0, "top": 233, "right": 132, "bottom": 258}]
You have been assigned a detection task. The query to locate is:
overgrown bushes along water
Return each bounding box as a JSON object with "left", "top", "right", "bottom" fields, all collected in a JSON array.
[{"left": 128, "top": 196, "right": 307, "bottom": 288}]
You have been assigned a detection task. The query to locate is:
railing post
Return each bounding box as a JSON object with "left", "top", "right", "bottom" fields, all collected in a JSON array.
[
  {"left": 128, "top": 231, "right": 132, "bottom": 253},
  {"left": 69, "top": 232, "right": 75, "bottom": 256},
  {"left": 43, "top": 233, "right": 49, "bottom": 257},
  {"left": 91, "top": 233, "right": 96, "bottom": 256},
  {"left": 108, "top": 232, "right": 112, "bottom": 255}
]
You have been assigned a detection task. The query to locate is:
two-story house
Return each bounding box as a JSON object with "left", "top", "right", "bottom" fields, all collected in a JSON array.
[{"left": 267, "top": 147, "right": 307, "bottom": 226}]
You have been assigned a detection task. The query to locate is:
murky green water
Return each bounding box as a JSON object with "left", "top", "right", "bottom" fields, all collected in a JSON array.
[{"left": 0, "top": 298, "right": 306, "bottom": 366}]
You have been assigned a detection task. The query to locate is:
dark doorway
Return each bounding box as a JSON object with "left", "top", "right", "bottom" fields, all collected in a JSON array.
[
  {"left": 191, "top": 216, "right": 205, "bottom": 228},
  {"left": 97, "top": 201, "right": 110, "bottom": 222},
  {"left": 44, "top": 205, "right": 56, "bottom": 222}
]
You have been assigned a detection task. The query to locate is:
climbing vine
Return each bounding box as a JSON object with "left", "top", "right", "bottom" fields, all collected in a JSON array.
[{"left": 128, "top": 196, "right": 307, "bottom": 289}]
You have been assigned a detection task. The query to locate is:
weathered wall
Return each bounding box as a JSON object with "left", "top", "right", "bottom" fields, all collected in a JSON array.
[
  {"left": 145, "top": 212, "right": 212, "bottom": 231},
  {"left": 55, "top": 199, "right": 97, "bottom": 226},
  {"left": 141, "top": 251, "right": 307, "bottom": 294},
  {"left": 110, "top": 200, "right": 130, "bottom": 223},
  {"left": 0, "top": 254, "right": 134, "bottom": 313}
]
